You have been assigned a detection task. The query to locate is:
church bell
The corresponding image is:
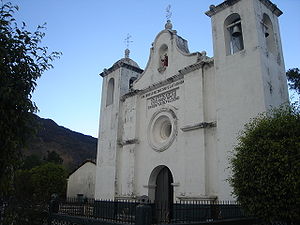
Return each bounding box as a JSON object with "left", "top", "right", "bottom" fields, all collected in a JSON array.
[
  {"left": 264, "top": 27, "right": 269, "bottom": 37},
  {"left": 232, "top": 25, "right": 242, "bottom": 37}
]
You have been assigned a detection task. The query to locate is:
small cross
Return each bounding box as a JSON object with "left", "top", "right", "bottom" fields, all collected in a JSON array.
[
  {"left": 166, "top": 5, "right": 172, "bottom": 21},
  {"left": 124, "top": 33, "right": 133, "bottom": 49}
]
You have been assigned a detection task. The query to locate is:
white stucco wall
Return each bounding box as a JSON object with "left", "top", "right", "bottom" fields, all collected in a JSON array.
[{"left": 67, "top": 161, "right": 96, "bottom": 199}]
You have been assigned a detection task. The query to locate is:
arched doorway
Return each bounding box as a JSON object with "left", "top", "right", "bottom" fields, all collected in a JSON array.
[{"left": 149, "top": 166, "right": 174, "bottom": 223}]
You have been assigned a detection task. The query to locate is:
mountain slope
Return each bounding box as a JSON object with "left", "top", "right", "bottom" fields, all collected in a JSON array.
[{"left": 24, "top": 116, "right": 97, "bottom": 171}]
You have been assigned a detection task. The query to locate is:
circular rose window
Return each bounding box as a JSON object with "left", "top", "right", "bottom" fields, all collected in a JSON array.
[{"left": 148, "top": 108, "right": 177, "bottom": 152}]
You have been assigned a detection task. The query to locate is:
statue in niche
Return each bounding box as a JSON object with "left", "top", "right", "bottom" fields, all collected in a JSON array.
[
  {"left": 158, "top": 53, "right": 168, "bottom": 73},
  {"left": 161, "top": 53, "right": 168, "bottom": 67}
]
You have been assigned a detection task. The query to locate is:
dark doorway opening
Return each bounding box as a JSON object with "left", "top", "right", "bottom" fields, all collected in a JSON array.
[{"left": 155, "top": 166, "right": 173, "bottom": 223}]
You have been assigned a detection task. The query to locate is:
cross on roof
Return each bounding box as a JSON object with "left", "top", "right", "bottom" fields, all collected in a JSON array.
[
  {"left": 124, "top": 33, "right": 133, "bottom": 49},
  {"left": 166, "top": 5, "right": 172, "bottom": 21}
]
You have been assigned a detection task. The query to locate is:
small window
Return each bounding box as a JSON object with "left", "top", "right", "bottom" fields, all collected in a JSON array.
[
  {"left": 262, "top": 14, "right": 276, "bottom": 55},
  {"left": 129, "top": 77, "right": 137, "bottom": 89},
  {"left": 224, "top": 13, "right": 244, "bottom": 55},
  {"left": 106, "top": 78, "right": 114, "bottom": 106}
]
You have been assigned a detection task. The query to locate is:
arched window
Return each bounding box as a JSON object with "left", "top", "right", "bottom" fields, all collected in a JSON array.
[
  {"left": 224, "top": 13, "right": 244, "bottom": 55},
  {"left": 106, "top": 78, "right": 114, "bottom": 106},
  {"left": 262, "top": 14, "right": 276, "bottom": 55},
  {"left": 129, "top": 77, "right": 137, "bottom": 89}
]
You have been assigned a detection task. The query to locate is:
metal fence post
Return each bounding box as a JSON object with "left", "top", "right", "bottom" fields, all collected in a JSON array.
[
  {"left": 48, "top": 194, "right": 59, "bottom": 225},
  {"left": 135, "top": 196, "right": 152, "bottom": 225}
]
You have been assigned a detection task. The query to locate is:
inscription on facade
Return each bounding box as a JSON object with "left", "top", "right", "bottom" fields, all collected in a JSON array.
[
  {"left": 141, "top": 79, "right": 183, "bottom": 110},
  {"left": 147, "top": 88, "right": 179, "bottom": 109}
]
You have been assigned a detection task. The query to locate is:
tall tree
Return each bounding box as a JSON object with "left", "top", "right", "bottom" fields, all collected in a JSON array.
[
  {"left": 286, "top": 68, "right": 300, "bottom": 95},
  {"left": 229, "top": 105, "right": 300, "bottom": 224},
  {"left": 0, "top": 1, "right": 61, "bottom": 196}
]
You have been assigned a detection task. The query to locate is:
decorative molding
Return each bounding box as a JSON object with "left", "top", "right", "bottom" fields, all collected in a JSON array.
[
  {"left": 205, "top": 0, "right": 282, "bottom": 17},
  {"left": 147, "top": 107, "right": 178, "bottom": 152},
  {"left": 100, "top": 61, "right": 143, "bottom": 77},
  {"left": 258, "top": 0, "right": 283, "bottom": 16},
  {"left": 121, "top": 89, "right": 140, "bottom": 102},
  {"left": 177, "top": 195, "right": 218, "bottom": 201},
  {"left": 141, "top": 74, "right": 184, "bottom": 97},
  {"left": 115, "top": 196, "right": 136, "bottom": 200},
  {"left": 181, "top": 121, "right": 216, "bottom": 132},
  {"left": 171, "top": 182, "right": 180, "bottom": 187},
  {"left": 143, "top": 184, "right": 156, "bottom": 189},
  {"left": 178, "top": 63, "right": 202, "bottom": 76},
  {"left": 205, "top": 0, "right": 241, "bottom": 17},
  {"left": 118, "top": 138, "right": 139, "bottom": 146}
]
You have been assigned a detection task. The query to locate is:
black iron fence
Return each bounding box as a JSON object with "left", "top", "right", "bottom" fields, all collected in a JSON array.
[
  {"left": 176, "top": 200, "right": 246, "bottom": 221},
  {"left": 1, "top": 197, "right": 292, "bottom": 225},
  {"left": 151, "top": 200, "right": 246, "bottom": 224},
  {"left": 55, "top": 198, "right": 138, "bottom": 224},
  {"left": 50, "top": 198, "right": 249, "bottom": 225}
]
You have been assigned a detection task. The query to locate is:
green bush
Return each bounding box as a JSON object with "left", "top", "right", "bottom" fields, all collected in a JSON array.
[
  {"left": 230, "top": 105, "right": 300, "bottom": 224},
  {"left": 30, "top": 162, "right": 67, "bottom": 201},
  {"left": 10, "top": 163, "right": 67, "bottom": 225}
]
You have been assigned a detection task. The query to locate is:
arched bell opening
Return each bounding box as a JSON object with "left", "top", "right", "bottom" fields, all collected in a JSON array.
[
  {"left": 262, "top": 13, "right": 276, "bottom": 55},
  {"left": 224, "top": 13, "right": 244, "bottom": 55}
]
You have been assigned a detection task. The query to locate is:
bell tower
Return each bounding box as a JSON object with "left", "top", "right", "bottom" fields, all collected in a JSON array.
[
  {"left": 206, "top": 0, "right": 289, "bottom": 200},
  {"left": 95, "top": 50, "right": 143, "bottom": 199}
]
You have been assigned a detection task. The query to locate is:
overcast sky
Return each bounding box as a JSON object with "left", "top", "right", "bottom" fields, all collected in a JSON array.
[{"left": 8, "top": 0, "right": 300, "bottom": 137}]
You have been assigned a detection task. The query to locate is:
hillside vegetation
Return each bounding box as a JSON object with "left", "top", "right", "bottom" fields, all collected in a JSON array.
[{"left": 24, "top": 116, "right": 97, "bottom": 171}]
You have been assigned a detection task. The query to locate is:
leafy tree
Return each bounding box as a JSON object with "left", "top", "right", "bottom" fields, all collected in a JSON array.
[
  {"left": 8, "top": 163, "right": 67, "bottom": 225},
  {"left": 0, "top": 1, "right": 60, "bottom": 196},
  {"left": 45, "top": 150, "right": 64, "bottom": 165},
  {"left": 286, "top": 68, "right": 300, "bottom": 95},
  {"left": 30, "top": 162, "right": 67, "bottom": 201},
  {"left": 21, "top": 154, "right": 42, "bottom": 169},
  {"left": 230, "top": 105, "right": 300, "bottom": 224}
]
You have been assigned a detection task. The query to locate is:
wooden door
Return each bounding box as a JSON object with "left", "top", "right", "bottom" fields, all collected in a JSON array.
[{"left": 155, "top": 167, "right": 173, "bottom": 223}]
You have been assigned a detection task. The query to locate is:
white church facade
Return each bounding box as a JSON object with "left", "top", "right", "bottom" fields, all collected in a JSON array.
[{"left": 94, "top": 0, "right": 289, "bottom": 202}]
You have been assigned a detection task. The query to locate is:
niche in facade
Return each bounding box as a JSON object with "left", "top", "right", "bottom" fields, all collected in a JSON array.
[
  {"left": 158, "top": 44, "right": 168, "bottom": 73},
  {"left": 224, "top": 13, "right": 244, "bottom": 55},
  {"left": 262, "top": 13, "right": 276, "bottom": 55},
  {"left": 106, "top": 78, "right": 114, "bottom": 106}
]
